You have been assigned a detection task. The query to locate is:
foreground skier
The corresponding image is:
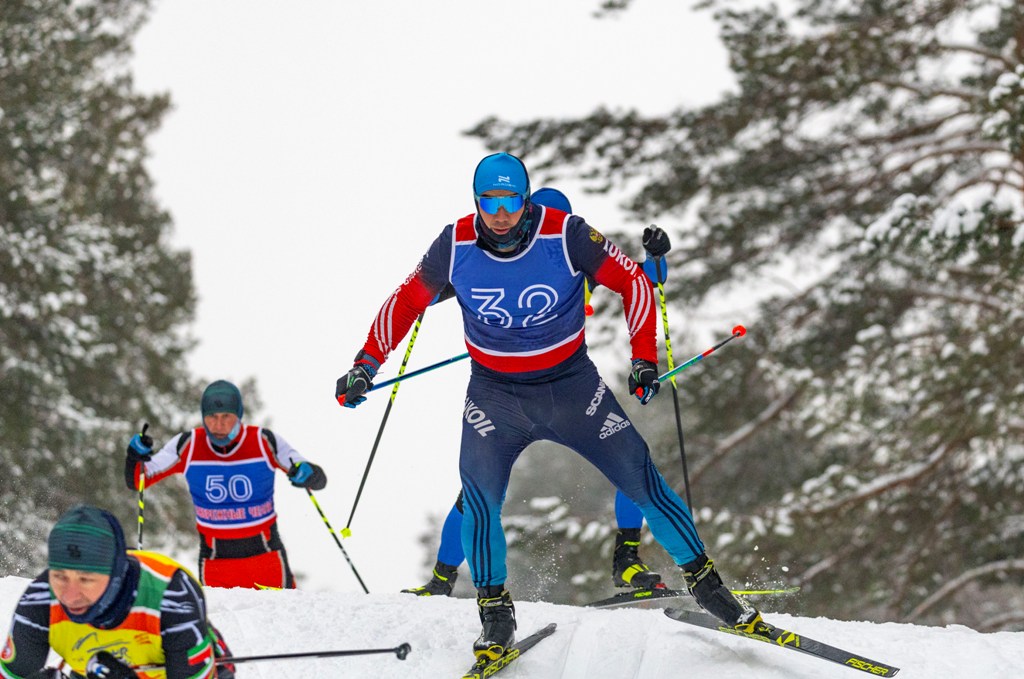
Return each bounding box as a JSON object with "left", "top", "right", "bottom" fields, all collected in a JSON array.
[
  {"left": 1, "top": 505, "right": 234, "bottom": 679},
  {"left": 401, "top": 188, "right": 665, "bottom": 598},
  {"left": 337, "top": 152, "right": 768, "bottom": 662}
]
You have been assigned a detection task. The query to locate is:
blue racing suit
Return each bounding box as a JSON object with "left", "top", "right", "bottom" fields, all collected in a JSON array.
[{"left": 356, "top": 203, "right": 704, "bottom": 587}]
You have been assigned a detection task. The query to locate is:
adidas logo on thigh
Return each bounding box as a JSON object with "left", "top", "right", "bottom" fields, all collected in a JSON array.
[{"left": 599, "top": 412, "right": 631, "bottom": 439}]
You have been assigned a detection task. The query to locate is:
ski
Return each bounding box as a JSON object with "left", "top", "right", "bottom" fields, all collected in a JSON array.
[
  {"left": 586, "top": 586, "right": 686, "bottom": 608},
  {"left": 586, "top": 585, "right": 800, "bottom": 609},
  {"left": 665, "top": 608, "right": 900, "bottom": 677},
  {"left": 459, "top": 622, "right": 557, "bottom": 679}
]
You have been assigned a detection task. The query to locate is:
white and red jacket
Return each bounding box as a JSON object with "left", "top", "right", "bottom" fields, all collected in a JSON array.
[{"left": 137, "top": 425, "right": 308, "bottom": 540}]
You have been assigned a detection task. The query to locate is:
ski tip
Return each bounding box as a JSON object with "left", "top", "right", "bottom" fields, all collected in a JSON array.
[{"left": 535, "top": 622, "right": 558, "bottom": 635}]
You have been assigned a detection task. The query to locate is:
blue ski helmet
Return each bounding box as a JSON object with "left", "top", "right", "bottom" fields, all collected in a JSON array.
[
  {"left": 472, "top": 152, "right": 534, "bottom": 252},
  {"left": 473, "top": 152, "right": 530, "bottom": 198},
  {"left": 531, "top": 187, "right": 572, "bottom": 213}
]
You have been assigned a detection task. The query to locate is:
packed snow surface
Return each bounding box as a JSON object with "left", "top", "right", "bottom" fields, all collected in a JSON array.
[{"left": 2, "top": 577, "right": 1021, "bottom": 678}]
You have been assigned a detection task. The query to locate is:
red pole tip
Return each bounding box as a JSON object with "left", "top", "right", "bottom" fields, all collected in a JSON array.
[
  {"left": 732, "top": 324, "right": 746, "bottom": 337},
  {"left": 584, "top": 305, "right": 594, "bottom": 316}
]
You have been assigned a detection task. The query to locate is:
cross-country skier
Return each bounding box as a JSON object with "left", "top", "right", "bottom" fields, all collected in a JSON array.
[
  {"left": 0, "top": 505, "right": 234, "bottom": 679},
  {"left": 336, "top": 153, "right": 769, "bottom": 662},
  {"left": 401, "top": 187, "right": 667, "bottom": 597},
  {"left": 124, "top": 380, "right": 326, "bottom": 589}
]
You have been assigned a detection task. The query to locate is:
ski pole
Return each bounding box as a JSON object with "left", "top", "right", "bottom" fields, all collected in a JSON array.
[
  {"left": 345, "top": 312, "right": 426, "bottom": 534},
  {"left": 731, "top": 586, "right": 801, "bottom": 596},
  {"left": 133, "top": 643, "right": 412, "bottom": 670},
  {"left": 305, "top": 487, "right": 370, "bottom": 593},
  {"left": 657, "top": 325, "right": 747, "bottom": 383},
  {"left": 369, "top": 351, "right": 469, "bottom": 392},
  {"left": 137, "top": 422, "right": 149, "bottom": 549},
  {"left": 647, "top": 244, "right": 695, "bottom": 511}
]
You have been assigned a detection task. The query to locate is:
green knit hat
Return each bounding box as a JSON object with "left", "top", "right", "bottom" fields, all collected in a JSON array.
[{"left": 47, "top": 505, "right": 121, "bottom": 574}]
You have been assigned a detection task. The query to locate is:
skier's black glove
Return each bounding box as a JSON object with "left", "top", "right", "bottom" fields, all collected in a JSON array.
[
  {"left": 628, "top": 359, "right": 660, "bottom": 405},
  {"left": 336, "top": 355, "right": 379, "bottom": 408},
  {"left": 288, "top": 462, "right": 327, "bottom": 490},
  {"left": 124, "top": 424, "right": 153, "bottom": 491},
  {"left": 86, "top": 651, "right": 138, "bottom": 679},
  {"left": 642, "top": 225, "right": 671, "bottom": 258},
  {"left": 126, "top": 424, "right": 154, "bottom": 463},
  {"left": 642, "top": 226, "right": 670, "bottom": 285}
]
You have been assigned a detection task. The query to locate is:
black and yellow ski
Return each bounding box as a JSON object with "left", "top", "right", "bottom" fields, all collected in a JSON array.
[
  {"left": 665, "top": 608, "right": 899, "bottom": 676},
  {"left": 586, "top": 585, "right": 800, "bottom": 609},
  {"left": 459, "top": 623, "right": 557, "bottom": 679},
  {"left": 586, "top": 586, "right": 687, "bottom": 608}
]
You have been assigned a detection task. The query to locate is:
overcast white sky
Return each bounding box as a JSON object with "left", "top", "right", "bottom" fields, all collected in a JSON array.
[{"left": 130, "top": 0, "right": 733, "bottom": 593}]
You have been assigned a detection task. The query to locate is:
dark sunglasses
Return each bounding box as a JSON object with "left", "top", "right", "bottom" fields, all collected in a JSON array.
[{"left": 477, "top": 194, "right": 525, "bottom": 215}]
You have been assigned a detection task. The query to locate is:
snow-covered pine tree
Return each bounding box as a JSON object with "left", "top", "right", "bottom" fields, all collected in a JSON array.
[{"left": 0, "top": 0, "right": 200, "bottom": 574}]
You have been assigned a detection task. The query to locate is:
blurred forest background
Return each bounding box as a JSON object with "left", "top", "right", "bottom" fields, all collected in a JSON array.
[{"left": 2, "top": 0, "right": 1022, "bottom": 632}]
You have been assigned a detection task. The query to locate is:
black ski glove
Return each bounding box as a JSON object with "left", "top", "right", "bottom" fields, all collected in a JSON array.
[
  {"left": 288, "top": 462, "right": 327, "bottom": 490},
  {"left": 126, "top": 423, "right": 154, "bottom": 463},
  {"left": 642, "top": 225, "right": 671, "bottom": 258},
  {"left": 336, "top": 364, "right": 376, "bottom": 408},
  {"left": 336, "top": 354, "right": 379, "bottom": 408},
  {"left": 124, "top": 423, "right": 153, "bottom": 491},
  {"left": 86, "top": 651, "right": 138, "bottom": 679},
  {"left": 628, "top": 359, "right": 660, "bottom": 405},
  {"left": 642, "top": 226, "right": 671, "bottom": 284}
]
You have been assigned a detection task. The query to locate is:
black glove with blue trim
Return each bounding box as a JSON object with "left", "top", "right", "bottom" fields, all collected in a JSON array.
[
  {"left": 628, "top": 359, "right": 660, "bottom": 405},
  {"left": 288, "top": 462, "right": 327, "bottom": 490},
  {"left": 335, "top": 353, "right": 380, "bottom": 408},
  {"left": 126, "top": 423, "right": 154, "bottom": 463}
]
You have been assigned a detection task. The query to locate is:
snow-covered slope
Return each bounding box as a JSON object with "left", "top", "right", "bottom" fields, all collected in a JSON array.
[{"left": 2, "top": 576, "right": 1021, "bottom": 678}]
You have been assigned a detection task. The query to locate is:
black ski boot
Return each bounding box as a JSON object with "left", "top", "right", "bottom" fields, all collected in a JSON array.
[
  {"left": 473, "top": 586, "right": 517, "bottom": 661},
  {"left": 612, "top": 528, "right": 664, "bottom": 589},
  {"left": 681, "top": 554, "right": 771, "bottom": 637},
  {"left": 401, "top": 560, "right": 458, "bottom": 596}
]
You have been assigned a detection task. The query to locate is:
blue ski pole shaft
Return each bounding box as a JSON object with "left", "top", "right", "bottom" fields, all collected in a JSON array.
[
  {"left": 658, "top": 325, "right": 747, "bottom": 383},
  {"left": 369, "top": 352, "right": 469, "bottom": 392}
]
